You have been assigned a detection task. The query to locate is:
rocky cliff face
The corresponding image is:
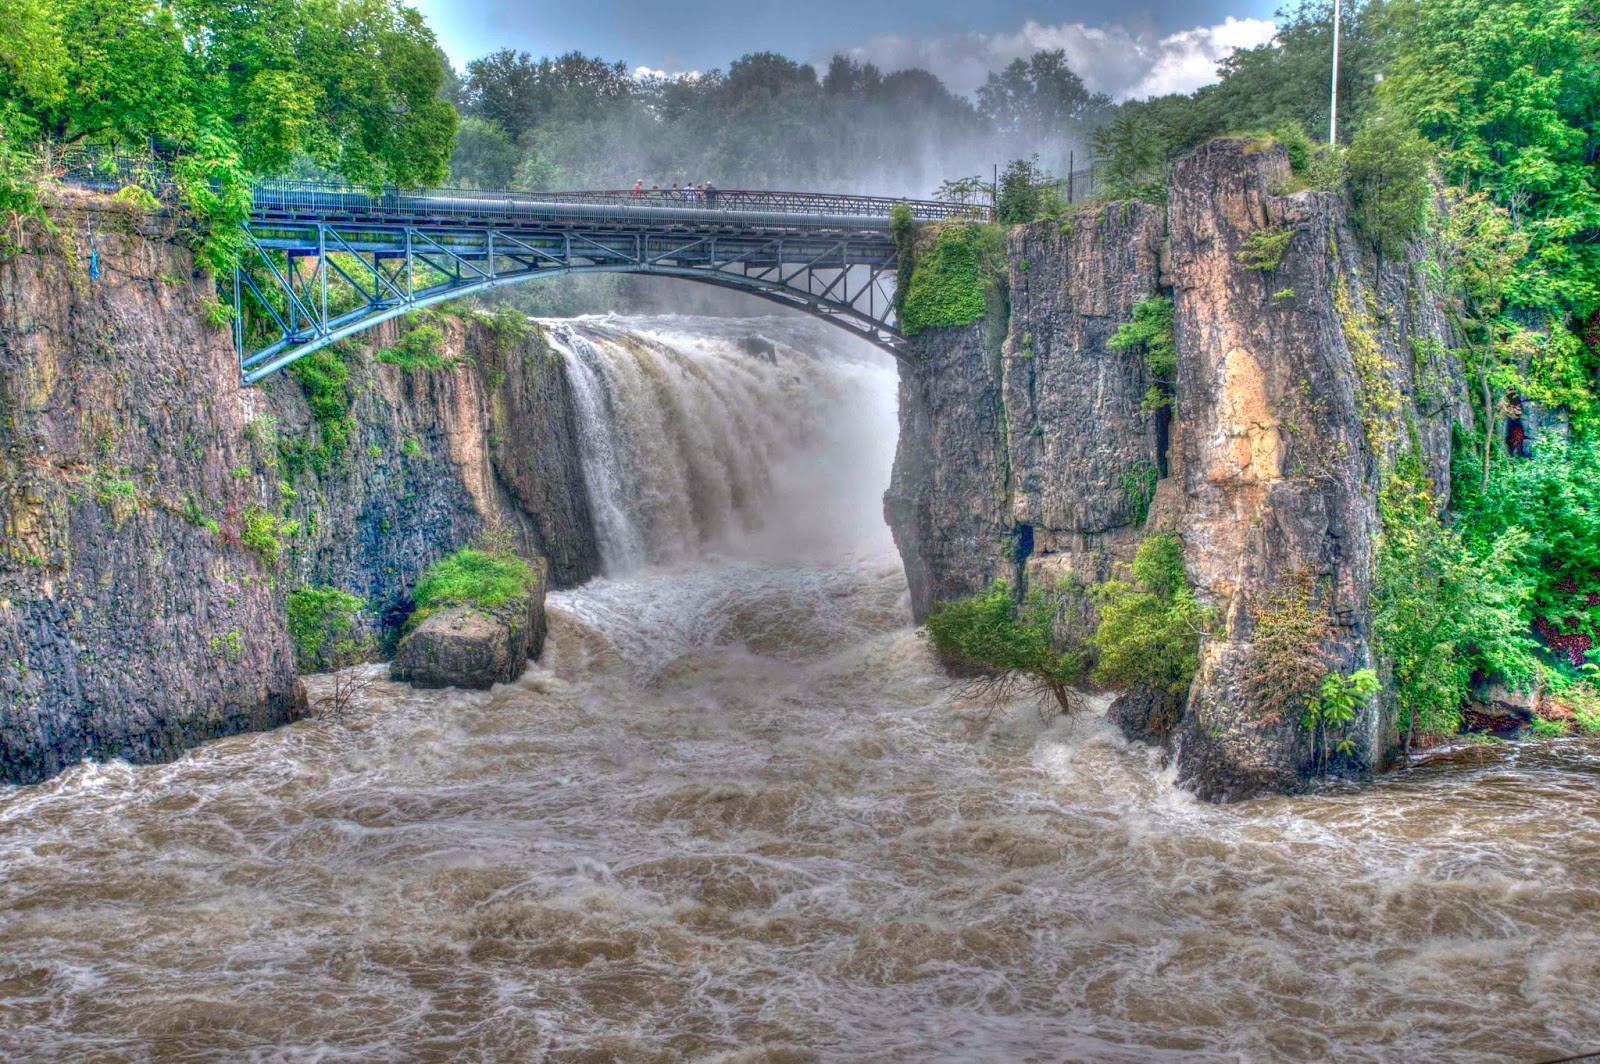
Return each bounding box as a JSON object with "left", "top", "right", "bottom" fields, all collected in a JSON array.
[
  {"left": 884, "top": 319, "right": 1011, "bottom": 620},
  {"left": 887, "top": 138, "right": 1469, "bottom": 801},
  {"left": 0, "top": 193, "right": 594, "bottom": 784}
]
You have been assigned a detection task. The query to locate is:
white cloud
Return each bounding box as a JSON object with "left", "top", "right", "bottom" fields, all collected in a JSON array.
[
  {"left": 837, "top": 15, "right": 1278, "bottom": 102},
  {"left": 631, "top": 65, "right": 702, "bottom": 82}
]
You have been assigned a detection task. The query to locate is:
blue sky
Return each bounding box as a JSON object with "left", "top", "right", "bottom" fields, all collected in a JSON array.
[{"left": 411, "top": 0, "right": 1284, "bottom": 100}]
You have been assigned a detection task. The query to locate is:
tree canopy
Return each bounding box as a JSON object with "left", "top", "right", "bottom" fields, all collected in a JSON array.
[{"left": 0, "top": 0, "right": 457, "bottom": 187}]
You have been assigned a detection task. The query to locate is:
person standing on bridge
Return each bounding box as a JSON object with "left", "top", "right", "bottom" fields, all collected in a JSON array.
[
  {"left": 704, "top": 182, "right": 718, "bottom": 207},
  {"left": 632, "top": 180, "right": 643, "bottom": 198}
]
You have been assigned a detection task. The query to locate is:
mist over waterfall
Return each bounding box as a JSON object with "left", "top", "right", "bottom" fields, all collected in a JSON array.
[{"left": 544, "top": 314, "right": 901, "bottom": 575}]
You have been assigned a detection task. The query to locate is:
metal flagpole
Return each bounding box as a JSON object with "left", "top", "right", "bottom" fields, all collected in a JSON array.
[{"left": 1329, "top": 0, "right": 1342, "bottom": 145}]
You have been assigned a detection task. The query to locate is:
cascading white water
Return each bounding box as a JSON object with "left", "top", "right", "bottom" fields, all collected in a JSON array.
[
  {"left": 3, "top": 315, "right": 1599, "bottom": 1062},
  {"left": 543, "top": 315, "right": 899, "bottom": 574}
]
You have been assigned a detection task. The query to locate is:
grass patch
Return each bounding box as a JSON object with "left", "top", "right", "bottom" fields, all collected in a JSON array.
[{"left": 412, "top": 549, "right": 535, "bottom": 623}]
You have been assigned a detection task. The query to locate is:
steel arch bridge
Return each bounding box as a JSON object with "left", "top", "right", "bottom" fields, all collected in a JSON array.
[{"left": 230, "top": 183, "right": 981, "bottom": 384}]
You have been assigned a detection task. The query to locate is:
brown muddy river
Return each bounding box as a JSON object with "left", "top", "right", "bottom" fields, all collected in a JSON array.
[{"left": 3, "top": 317, "right": 1598, "bottom": 1061}]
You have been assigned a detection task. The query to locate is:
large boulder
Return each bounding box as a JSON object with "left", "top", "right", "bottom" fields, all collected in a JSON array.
[{"left": 390, "top": 558, "right": 547, "bottom": 690}]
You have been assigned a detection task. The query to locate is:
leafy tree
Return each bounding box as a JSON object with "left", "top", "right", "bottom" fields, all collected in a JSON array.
[
  {"left": 11, "top": 0, "right": 456, "bottom": 188},
  {"left": 1456, "top": 435, "right": 1600, "bottom": 665},
  {"left": 1346, "top": 108, "right": 1433, "bottom": 255},
  {"left": 926, "top": 580, "right": 1088, "bottom": 715},
  {"left": 1091, "top": 534, "right": 1211, "bottom": 697},
  {"left": 1374, "top": 453, "right": 1536, "bottom": 752},
  {"left": 995, "top": 158, "right": 1045, "bottom": 224},
  {"left": 1302, "top": 668, "right": 1380, "bottom": 771},
  {"left": 1384, "top": 0, "right": 1600, "bottom": 319},
  {"left": 977, "top": 49, "right": 1110, "bottom": 140},
  {"left": 449, "top": 116, "right": 518, "bottom": 188}
]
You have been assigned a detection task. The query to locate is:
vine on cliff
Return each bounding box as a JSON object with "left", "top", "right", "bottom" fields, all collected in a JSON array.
[{"left": 899, "top": 222, "right": 1005, "bottom": 336}]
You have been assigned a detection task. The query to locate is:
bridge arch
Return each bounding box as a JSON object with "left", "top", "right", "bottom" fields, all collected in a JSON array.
[{"left": 230, "top": 186, "right": 980, "bottom": 384}]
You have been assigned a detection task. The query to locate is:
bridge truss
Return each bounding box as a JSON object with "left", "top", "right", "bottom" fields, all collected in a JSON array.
[{"left": 230, "top": 185, "right": 969, "bottom": 383}]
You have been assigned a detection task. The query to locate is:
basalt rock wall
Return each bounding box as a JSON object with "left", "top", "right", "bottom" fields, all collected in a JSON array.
[
  {"left": 0, "top": 191, "right": 595, "bottom": 784},
  {"left": 886, "top": 138, "right": 1470, "bottom": 800}
]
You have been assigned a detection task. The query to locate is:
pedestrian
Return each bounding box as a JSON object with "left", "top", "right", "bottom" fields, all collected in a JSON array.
[
  {"left": 632, "top": 179, "right": 643, "bottom": 198},
  {"left": 704, "top": 181, "right": 718, "bottom": 207}
]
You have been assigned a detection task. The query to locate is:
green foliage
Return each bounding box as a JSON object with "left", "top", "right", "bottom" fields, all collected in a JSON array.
[
  {"left": 889, "top": 202, "right": 916, "bottom": 316},
  {"left": 1347, "top": 110, "right": 1433, "bottom": 255},
  {"left": 1089, "top": 112, "right": 1171, "bottom": 204},
  {"left": 996, "top": 157, "right": 1044, "bottom": 224},
  {"left": 1246, "top": 576, "right": 1333, "bottom": 726},
  {"left": 899, "top": 223, "right": 1004, "bottom": 336},
  {"left": 377, "top": 315, "right": 448, "bottom": 371},
  {"left": 412, "top": 548, "right": 535, "bottom": 622},
  {"left": 1302, "top": 668, "right": 1380, "bottom": 768},
  {"left": 5, "top": 0, "right": 456, "bottom": 187},
  {"left": 240, "top": 506, "right": 297, "bottom": 567},
  {"left": 1108, "top": 296, "right": 1176, "bottom": 412},
  {"left": 1091, "top": 534, "right": 1210, "bottom": 696},
  {"left": 1235, "top": 226, "right": 1293, "bottom": 271},
  {"left": 1374, "top": 452, "right": 1536, "bottom": 749},
  {"left": 1455, "top": 435, "right": 1600, "bottom": 659},
  {"left": 449, "top": 116, "right": 518, "bottom": 188},
  {"left": 1529, "top": 716, "right": 1570, "bottom": 739},
  {"left": 286, "top": 586, "right": 365, "bottom": 672},
  {"left": 110, "top": 183, "right": 160, "bottom": 214},
  {"left": 287, "top": 348, "right": 355, "bottom": 473},
  {"left": 1121, "top": 465, "right": 1158, "bottom": 525},
  {"left": 174, "top": 118, "right": 254, "bottom": 274},
  {"left": 926, "top": 580, "right": 1088, "bottom": 715},
  {"left": 1384, "top": 0, "right": 1600, "bottom": 320}
]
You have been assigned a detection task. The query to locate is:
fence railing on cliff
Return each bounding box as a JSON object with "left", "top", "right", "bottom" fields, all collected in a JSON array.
[{"left": 46, "top": 147, "right": 991, "bottom": 224}]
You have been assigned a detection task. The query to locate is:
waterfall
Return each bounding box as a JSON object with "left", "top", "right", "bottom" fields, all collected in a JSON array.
[{"left": 542, "top": 314, "right": 901, "bottom": 575}]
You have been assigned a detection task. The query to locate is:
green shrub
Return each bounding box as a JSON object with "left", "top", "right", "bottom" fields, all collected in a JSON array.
[
  {"left": 1108, "top": 296, "right": 1176, "bottom": 412},
  {"left": 1347, "top": 110, "right": 1432, "bottom": 256},
  {"left": 412, "top": 548, "right": 535, "bottom": 622},
  {"left": 240, "top": 506, "right": 298, "bottom": 567},
  {"left": 1455, "top": 436, "right": 1600, "bottom": 665},
  {"left": 286, "top": 587, "right": 366, "bottom": 672},
  {"left": 1374, "top": 453, "right": 1535, "bottom": 752},
  {"left": 926, "top": 580, "right": 1088, "bottom": 715},
  {"left": 1245, "top": 576, "right": 1331, "bottom": 726},
  {"left": 1235, "top": 226, "right": 1293, "bottom": 271},
  {"left": 899, "top": 223, "right": 1004, "bottom": 336},
  {"left": 287, "top": 347, "right": 355, "bottom": 473},
  {"left": 1302, "top": 668, "right": 1380, "bottom": 771},
  {"left": 890, "top": 202, "right": 916, "bottom": 316},
  {"left": 1091, "top": 534, "right": 1210, "bottom": 696},
  {"left": 111, "top": 184, "right": 161, "bottom": 214},
  {"left": 377, "top": 315, "right": 448, "bottom": 371},
  {"left": 996, "top": 157, "right": 1044, "bottom": 224}
]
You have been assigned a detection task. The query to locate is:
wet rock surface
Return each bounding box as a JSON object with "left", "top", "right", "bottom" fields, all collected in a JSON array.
[
  {"left": 1, "top": 194, "right": 586, "bottom": 783},
  {"left": 888, "top": 138, "right": 1474, "bottom": 800}
]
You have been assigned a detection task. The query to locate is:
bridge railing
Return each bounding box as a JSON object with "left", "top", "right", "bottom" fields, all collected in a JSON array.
[{"left": 46, "top": 146, "right": 988, "bottom": 223}]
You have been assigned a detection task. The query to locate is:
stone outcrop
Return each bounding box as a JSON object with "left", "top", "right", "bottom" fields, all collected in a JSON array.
[
  {"left": 390, "top": 557, "right": 547, "bottom": 689},
  {"left": 884, "top": 319, "right": 1011, "bottom": 620},
  {"left": 0, "top": 191, "right": 593, "bottom": 783},
  {"left": 887, "top": 138, "right": 1473, "bottom": 801}
]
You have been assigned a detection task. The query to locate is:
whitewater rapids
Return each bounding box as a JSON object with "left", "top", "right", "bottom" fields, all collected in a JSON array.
[{"left": 1, "top": 316, "right": 1597, "bottom": 1062}]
